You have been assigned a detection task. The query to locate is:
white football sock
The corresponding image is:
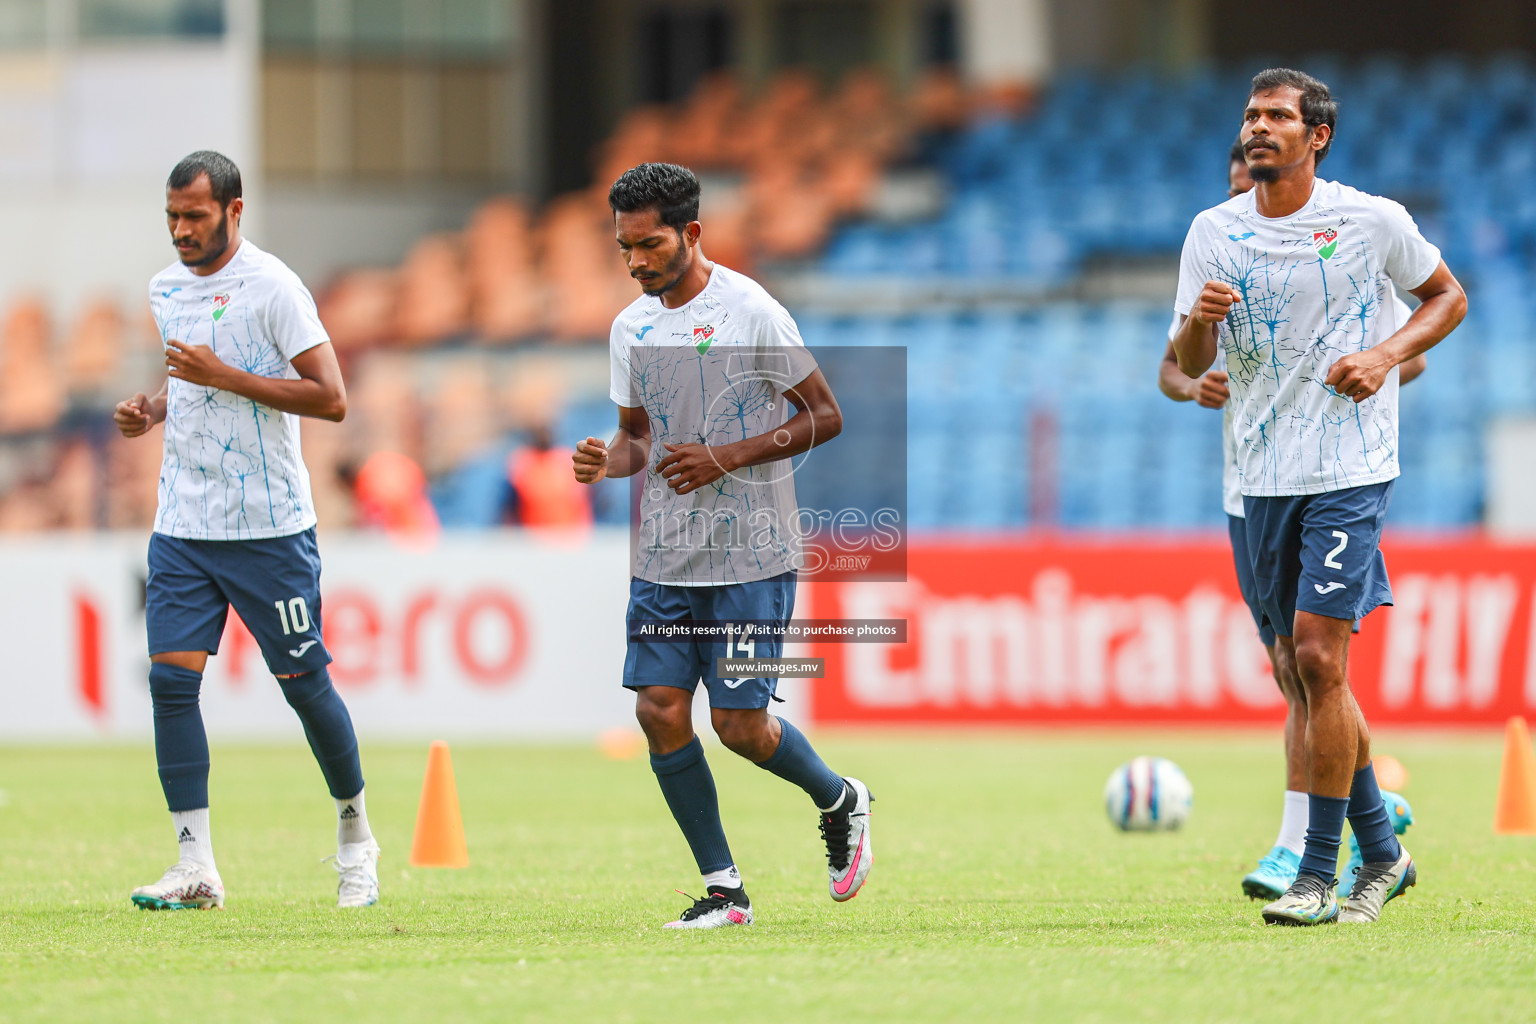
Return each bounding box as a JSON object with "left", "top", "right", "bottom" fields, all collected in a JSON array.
[
  {"left": 172, "top": 808, "right": 217, "bottom": 871},
  {"left": 1274, "top": 790, "right": 1309, "bottom": 856},
  {"left": 336, "top": 789, "right": 374, "bottom": 847},
  {"left": 702, "top": 866, "right": 742, "bottom": 892}
]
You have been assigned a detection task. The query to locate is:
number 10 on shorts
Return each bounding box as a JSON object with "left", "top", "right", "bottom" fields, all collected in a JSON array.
[{"left": 274, "top": 596, "right": 311, "bottom": 635}]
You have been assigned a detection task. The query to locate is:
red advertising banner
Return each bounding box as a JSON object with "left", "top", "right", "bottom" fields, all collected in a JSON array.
[{"left": 806, "top": 536, "right": 1536, "bottom": 726}]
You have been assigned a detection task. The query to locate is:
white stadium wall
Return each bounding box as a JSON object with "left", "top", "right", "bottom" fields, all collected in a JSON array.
[{"left": 0, "top": 531, "right": 647, "bottom": 741}]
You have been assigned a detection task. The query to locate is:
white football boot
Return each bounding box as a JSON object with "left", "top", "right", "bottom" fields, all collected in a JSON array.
[
  {"left": 662, "top": 889, "right": 753, "bottom": 929},
  {"left": 1339, "top": 846, "right": 1416, "bottom": 924},
  {"left": 821, "top": 778, "right": 873, "bottom": 902},
  {"left": 333, "top": 840, "right": 381, "bottom": 908},
  {"left": 131, "top": 861, "right": 225, "bottom": 910}
]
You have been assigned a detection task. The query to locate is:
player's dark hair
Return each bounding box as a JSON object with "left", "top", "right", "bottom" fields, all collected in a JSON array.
[
  {"left": 168, "top": 150, "right": 243, "bottom": 207},
  {"left": 1249, "top": 68, "right": 1337, "bottom": 164},
  {"left": 608, "top": 162, "right": 701, "bottom": 234},
  {"left": 1228, "top": 137, "right": 1245, "bottom": 167}
]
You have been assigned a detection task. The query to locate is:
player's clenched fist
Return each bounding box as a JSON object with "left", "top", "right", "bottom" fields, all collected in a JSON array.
[
  {"left": 1192, "top": 280, "right": 1242, "bottom": 325},
  {"left": 114, "top": 392, "right": 159, "bottom": 438},
  {"left": 1324, "top": 350, "right": 1393, "bottom": 404},
  {"left": 573, "top": 436, "right": 609, "bottom": 484},
  {"left": 1190, "top": 369, "right": 1230, "bottom": 409}
]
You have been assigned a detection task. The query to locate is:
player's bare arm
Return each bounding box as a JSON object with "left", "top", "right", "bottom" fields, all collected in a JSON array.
[
  {"left": 1324, "top": 261, "right": 1466, "bottom": 403},
  {"left": 574, "top": 403, "right": 651, "bottom": 484},
  {"left": 656, "top": 368, "right": 843, "bottom": 496},
  {"left": 114, "top": 384, "right": 169, "bottom": 438},
  {"left": 1158, "top": 338, "right": 1229, "bottom": 407},
  {"left": 164, "top": 339, "right": 348, "bottom": 421},
  {"left": 1172, "top": 281, "right": 1238, "bottom": 378}
]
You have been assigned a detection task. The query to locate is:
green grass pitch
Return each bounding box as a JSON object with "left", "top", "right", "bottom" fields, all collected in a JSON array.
[{"left": 3, "top": 731, "right": 1534, "bottom": 1023}]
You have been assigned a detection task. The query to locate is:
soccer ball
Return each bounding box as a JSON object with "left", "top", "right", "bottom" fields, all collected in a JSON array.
[{"left": 1103, "top": 756, "right": 1193, "bottom": 831}]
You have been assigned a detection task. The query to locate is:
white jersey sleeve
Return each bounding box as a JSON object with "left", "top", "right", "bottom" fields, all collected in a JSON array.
[
  {"left": 751, "top": 304, "right": 818, "bottom": 392},
  {"left": 608, "top": 315, "right": 637, "bottom": 407},
  {"left": 1368, "top": 198, "right": 1442, "bottom": 291},
  {"left": 1173, "top": 214, "right": 1217, "bottom": 318},
  {"left": 261, "top": 269, "right": 331, "bottom": 361}
]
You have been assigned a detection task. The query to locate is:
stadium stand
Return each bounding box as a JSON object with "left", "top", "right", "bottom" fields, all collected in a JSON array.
[{"left": 0, "top": 57, "right": 1529, "bottom": 531}]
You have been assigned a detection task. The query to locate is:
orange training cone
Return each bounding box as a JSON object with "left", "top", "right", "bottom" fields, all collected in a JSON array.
[
  {"left": 410, "top": 740, "right": 469, "bottom": 867},
  {"left": 1494, "top": 717, "right": 1536, "bottom": 835}
]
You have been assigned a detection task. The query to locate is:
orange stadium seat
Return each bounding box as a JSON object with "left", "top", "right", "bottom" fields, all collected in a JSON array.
[
  {"left": 0, "top": 299, "right": 65, "bottom": 434},
  {"left": 395, "top": 234, "right": 471, "bottom": 346},
  {"left": 465, "top": 198, "right": 545, "bottom": 343},
  {"left": 318, "top": 269, "right": 399, "bottom": 351},
  {"left": 63, "top": 300, "right": 123, "bottom": 394},
  {"left": 909, "top": 67, "right": 970, "bottom": 131}
]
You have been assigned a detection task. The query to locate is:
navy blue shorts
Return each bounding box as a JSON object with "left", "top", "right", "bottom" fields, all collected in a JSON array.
[
  {"left": 146, "top": 528, "right": 332, "bottom": 675},
  {"left": 623, "top": 572, "right": 797, "bottom": 710},
  {"left": 1227, "top": 514, "right": 1277, "bottom": 648},
  {"left": 1242, "top": 482, "right": 1394, "bottom": 639}
]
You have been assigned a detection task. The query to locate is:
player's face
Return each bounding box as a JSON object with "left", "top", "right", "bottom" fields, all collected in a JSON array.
[
  {"left": 1241, "top": 86, "right": 1328, "bottom": 183},
  {"left": 166, "top": 174, "right": 239, "bottom": 267},
  {"left": 1229, "top": 158, "right": 1254, "bottom": 197},
  {"left": 615, "top": 208, "right": 696, "bottom": 296}
]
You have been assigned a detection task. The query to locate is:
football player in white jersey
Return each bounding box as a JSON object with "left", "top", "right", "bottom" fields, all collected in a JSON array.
[
  {"left": 1159, "top": 139, "right": 1422, "bottom": 903},
  {"left": 573, "top": 163, "right": 871, "bottom": 929},
  {"left": 113, "top": 152, "right": 378, "bottom": 910},
  {"left": 1173, "top": 70, "right": 1466, "bottom": 925}
]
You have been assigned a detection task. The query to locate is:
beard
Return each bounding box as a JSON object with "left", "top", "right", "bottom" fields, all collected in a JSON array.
[
  {"left": 180, "top": 211, "right": 231, "bottom": 267},
  {"left": 636, "top": 241, "right": 690, "bottom": 296},
  {"left": 1249, "top": 163, "right": 1280, "bottom": 183}
]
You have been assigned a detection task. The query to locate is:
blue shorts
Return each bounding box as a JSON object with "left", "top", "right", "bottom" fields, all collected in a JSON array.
[
  {"left": 1227, "top": 514, "right": 1277, "bottom": 648},
  {"left": 1242, "top": 481, "right": 1395, "bottom": 639},
  {"left": 146, "top": 528, "right": 332, "bottom": 676},
  {"left": 622, "top": 572, "right": 797, "bottom": 710}
]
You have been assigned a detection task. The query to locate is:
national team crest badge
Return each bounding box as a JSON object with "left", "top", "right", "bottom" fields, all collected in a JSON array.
[
  {"left": 693, "top": 323, "right": 715, "bottom": 353},
  {"left": 1312, "top": 228, "right": 1339, "bottom": 260},
  {"left": 212, "top": 294, "right": 230, "bottom": 321}
]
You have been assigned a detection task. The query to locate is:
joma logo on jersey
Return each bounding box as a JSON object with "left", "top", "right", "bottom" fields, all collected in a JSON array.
[
  {"left": 1312, "top": 228, "right": 1339, "bottom": 260},
  {"left": 693, "top": 323, "right": 715, "bottom": 353},
  {"left": 211, "top": 294, "right": 231, "bottom": 321}
]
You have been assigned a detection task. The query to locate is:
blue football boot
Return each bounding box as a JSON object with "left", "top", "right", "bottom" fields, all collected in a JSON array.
[
  {"left": 1338, "top": 791, "right": 1414, "bottom": 900},
  {"left": 1242, "top": 845, "right": 1301, "bottom": 901}
]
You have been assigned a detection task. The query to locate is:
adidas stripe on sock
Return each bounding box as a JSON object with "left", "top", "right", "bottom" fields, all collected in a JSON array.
[
  {"left": 336, "top": 788, "right": 373, "bottom": 847},
  {"left": 172, "top": 807, "right": 216, "bottom": 871}
]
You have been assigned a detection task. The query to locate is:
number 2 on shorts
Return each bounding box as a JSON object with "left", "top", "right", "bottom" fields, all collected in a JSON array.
[
  {"left": 274, "top": 596, "right": 311, "bottom": 635},
  {"left": 1324, "top": 530, "right": 1348, "bottom": 570}
]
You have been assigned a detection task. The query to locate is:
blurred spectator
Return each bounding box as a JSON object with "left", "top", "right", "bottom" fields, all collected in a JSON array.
[
  {"left": 351, "top": 450, "right": 440, "bottom": 537},
  {"left": 508, "top": 425, "right": 592, "bottom": 528}
]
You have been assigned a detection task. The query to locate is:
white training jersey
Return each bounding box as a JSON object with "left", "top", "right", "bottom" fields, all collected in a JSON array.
[
  {"left": 1174, "top": 178, "right": 1442, "bottom": 497},
  {"left": 149, "top": 240, "right": 327, "bottom": 540},
  {"left": 1169, "top": 288, "right": 1417, "bottom": 519},
  {"left": 610, "top": 264, "right": 818, "bottom": 586}
]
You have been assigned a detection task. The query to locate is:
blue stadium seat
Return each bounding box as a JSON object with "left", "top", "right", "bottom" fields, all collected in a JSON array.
[{"left": 801, "top": 58, "right": 1536, "bottom": 530}]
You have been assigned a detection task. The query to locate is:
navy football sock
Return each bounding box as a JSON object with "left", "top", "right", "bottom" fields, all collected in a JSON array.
[
  {"left": 277, "top": 667, "right": 365, "bottom": 799},
  {"left": 757, "top": 717, "right": 847, "bottom": 810},
  {"left": 1347, "top": 763, "right": 1403, "bottom": 864},
  {"left": 1298, "top": 794, "right": 1351, "bottom": 881},
  {"left": 650, "top": 737, "right": 734, "bottom": 874},
  {"left": 148, "top": 663, "right": 210, "bottom": 812}
]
